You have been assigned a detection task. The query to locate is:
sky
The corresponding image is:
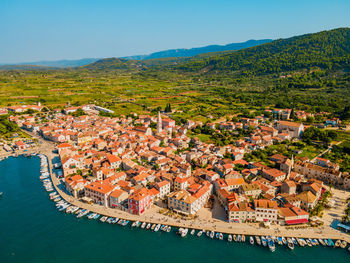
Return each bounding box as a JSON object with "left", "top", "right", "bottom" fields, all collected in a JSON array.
[{"left": 0, "top": 0, "right": 349, "bottom": 64}]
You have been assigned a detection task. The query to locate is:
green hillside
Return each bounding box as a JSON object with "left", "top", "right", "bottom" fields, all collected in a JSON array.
[{"left": 176, "top": 28, "right": 350, "bottom": 75}]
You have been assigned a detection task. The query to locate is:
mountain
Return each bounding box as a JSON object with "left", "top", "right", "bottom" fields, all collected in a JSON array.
[
  {"left": 0, "top": 58, "right": 100, "bottom": 68},
  {"left": 0, "top": 64, "right": 56, "bottom": 71},
  {"left": 176, "top": 28, "right": 350, "bottom": 75},
  {"left": 123, "top": 39, "right": 273, "bottom": 60}
]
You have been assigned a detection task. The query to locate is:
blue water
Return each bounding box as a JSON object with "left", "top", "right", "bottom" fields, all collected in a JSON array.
[{"left": 0, "top": 156, "right": 349, "bottom": 263}]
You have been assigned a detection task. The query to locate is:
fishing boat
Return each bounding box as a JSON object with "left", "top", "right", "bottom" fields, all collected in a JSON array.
[
  {"left": 268, "top": 239, "right": 276, "bottom": 252},
  {"left": 215, "top": 233, "right": 220, "bottom": 239},
  {"left": 190, "top": 229, "right": 195, "bottom": 235},
  {"left": 210, "top": 231, "right": 215, "bottom": 239},
  {"left": 198, "top": 231, "right": 203, "bottom": 237},
  {"left": 261, "top": 236, "right": 267, "bottom": 247},
  {"left": 335, "top": 240, "right": 341, "bottom": 247},
  {"left": 292, "top": 238, "right": 298, "bottom": 245},
  {"left": 237, "top": 235, "right": 242, "bottom": 242},
  {"left": 306, "top": 239, "right": 312, "bottom": 247},
  {"left": 151, "top": 224, "right": 156, "bottom": 230},
  {"left": 255, "top": 236, "right": 261, "bottom": 245},
  {"left": 276, "top": 237, "right": 283, "bottom": 245},
  {"left": 318, "top": 239, "right": 325, "bottom": 246},
  {"left": 132, "top": 221, "right": 137, "bottom": 227},
  {"left": 328, "top": 239, "right": 335, "bottom": 247},
  {"left": 146, "top": 223, "right": 151, "bottom": 229},
  {"left": 154, "top": 224, "right": 161, "bottom": 232},
  {"left": 113, "top": 218, "right": 119, "bottom": 224},
  {"left": 141, "top": 222, "right": 146, "bottom": 229},
  {"left": 288, "top": 240, "right": 295, "bottom": 250},
  {"left": 242, "top": 235, "right": 246, "bottom": 242},
  {"left": 181, "top": 228, "right": 188, "bottom": 238},
  {"left": 282, "top": 237, "right": 287, "bottom": 245},
  {"left": 228, "top": 235, "right": 232, "bottom": 242},
  {"left": 219, "top": 233, "right": 223, "bottom": 240},
  {"left": 233, "top": 235, "right": 237, "bottom": 242},
  {"left": 340, "top": 241, "right": 347, "bottom": 249},
  {"left": 167, "top": 226, "right": 171, "bottom": 233},
  {"left": 249, "top": 236, "right": 254, "bottom": 245}
]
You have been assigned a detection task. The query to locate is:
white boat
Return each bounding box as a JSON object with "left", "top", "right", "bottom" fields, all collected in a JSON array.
[
  {"left": 250, "top": 236, "right": 254, "bottom": 245},
  {"left": 190, "top": 229, "right": 195, "bottom": 235},
  {"left": 255, "top": 236, "right": 261, "bottom": 245},
  {"left": 154, "top": 224, "right": 161, "bottom": 232},
  {"left": 340, "top": 241, "right": 347, "bottom": 249},
  {"left": 100, "top": 216, "right": 108, "bottom": 222},
  {"left": 132, "top": 221, "right": 137, "bottom": 227},
  {"left": 151, "top": 224, "right": 156, "bottom": 230},
  {"left": 210, "top": 231, "right": 215, "bottom": 239},
  {"left": 197, "top": 231, "right": 203, "bottom": 237},
  {"left": 141, "top": 222, "right": 146, "bottom": 229},
  {"left": 219, "top": 233, "right": 223, "bottom": 240},
  {"left": 228, "top": 235, "right": 232, "bottom": 242},
  {"left": 146, "top": 223, "right": 151, "bottom": 229},
  {"left": 167, "top": 226, "right": 171, "bottom": 233},
  {"left": 181, "top": 228, "right": 188, "bottom": 237}
]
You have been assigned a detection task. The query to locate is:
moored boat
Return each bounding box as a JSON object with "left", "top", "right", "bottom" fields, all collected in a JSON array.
[
  {"left": 210, "top": 231, "right": 215, "bottom": 239},
  {"left": 190, "top": 229, "right": 195, "bottom": 235},
  {"left": 198, "top": 231, "right": 203, "bottom": 237},
  {"left": 255, "top": 236, "right": 261, "bottom": 246},
  {"left": 340, "top": 240, "right": 347, "bottom": 249},
  {"left": 228, "top": 235, "right": 232, "bottom": 242},
  {"left": 249, "top": 236, "right": 254, "bottom": 245},
  {"left": 219, "top": 233, "right": 223, "bottom": 240},
  {"left": 335, "top": 240, "right": 341, "bottom": 247}
]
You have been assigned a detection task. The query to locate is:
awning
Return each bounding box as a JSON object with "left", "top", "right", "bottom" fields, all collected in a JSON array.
[{"left": 286, "top": 218, "right": 308, "bottom": 225}]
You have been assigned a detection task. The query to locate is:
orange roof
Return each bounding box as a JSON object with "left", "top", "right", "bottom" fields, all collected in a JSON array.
[
  {"left": 129, "top": 188, "right": 149, "bottom": 201},
  {"left": 85, "top": 181, "right": 113, "bottom": 195},
  {"left": 254, "top": 199, "right": 278, "bottom": 209},
  {"left": 225, "top": 178, "right": 246, "bottom": 186}
]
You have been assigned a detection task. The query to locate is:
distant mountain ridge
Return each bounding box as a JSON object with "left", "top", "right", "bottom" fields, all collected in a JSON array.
[
  {"left": 123, "top": 39, "right": 273, "bottom": 60},
  {"left": 0, "top": 58, "right": 100, "bottom": 69}
]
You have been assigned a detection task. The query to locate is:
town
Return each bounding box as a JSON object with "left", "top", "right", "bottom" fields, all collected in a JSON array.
[{"left": 2, "top": 103, "right": 349, "bottom": 232}]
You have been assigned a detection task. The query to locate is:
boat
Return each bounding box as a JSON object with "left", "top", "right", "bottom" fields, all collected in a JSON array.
[
  {"left": 292, "top": 238, "right": 298, "bottom": 245},
  {"left": 146, "top": 223, "right": 151, "bottom": 229},
  {"left": 198, "top": 231, "right": 203, "bottom": 237},
  {"left": 94, "top": 214, "right": 100, "bottom": 220},
  {"left": 151, "top": 224, "right": 156, "bottom": 230},
  {"left": 268, "top": 239, "right": 276, "bottom": 252},
  {"left": 335, "top": 240, "right": 341, "bottom": 247},
  {"left": 318, "top": 239, "right": 325, "bottom": 246},
  {"left": 306, "top": 239, "right": 312, "bottom": 247},
  {"left": 282, "top": 237, "right": 287, "bottom": 245},
  {"left": 210, "top": 231, "right": 215, "bottom": 239},
  {"left": 206, "top": 231, "right": 210, "bottom": 237},
  {"left": 228, "top": 235, "right": 232, "bottom": 242},
  {"left": 340, "top": 241, "right": 347, "bottom": 249},
  {"left": 190, "top": 229, "right": 195, "bottom": 235},
  {"left": 181, "top": 228, "right": 188, "bottom": 237},
  {"left": 167, "top": 226, "right": 171, "bottom": 233},
  {"left": 255, "top": 236, "right": 261, "bottom": 246},
  {"left": 123, "top": 220, "right": 129, "bottom": 226},
  {"left": 328, "top": 239, "right": 335, "bottom": 247},
  {"left": 261, "top": 236, "right": 267, "bottom": 247},
  {"left": 288, "top": 241, "right": 295, "bottom": 250},
  {"left": 249, "top": 236, "right": 254, "bottom": 245},
  {"left": 215, "top": 232, "right": 220, "bottom": 239},
  {"left": 276, "top": 237, "right": 283, "bottom": 245},
  {"left": 154, "top": 224, "right": 161, "bottom": 232},
  {"left": 242, "top": 235, "right": 246, "bottom": 242},
  {"left": 88, "top": 213, "right": 96, "bottom": 219},
  {"left": 141, "top": 222, "right": 146, "bottom": 229},
  {"left": 237, "top": 235, "right": 242, "bottom": 242},
  {"left": 132, "top": 221, "right": 137, "bottom": 227},
  {"left": 219, "top": 233, "right": 223, "bottom": 240}
]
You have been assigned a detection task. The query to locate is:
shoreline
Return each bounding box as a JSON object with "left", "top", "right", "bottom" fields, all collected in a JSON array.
[{"left": 39, "top": 154, "right": 350, "bottom": 243}]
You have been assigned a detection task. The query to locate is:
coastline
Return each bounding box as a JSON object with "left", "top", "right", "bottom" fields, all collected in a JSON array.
[{"left": 42, "top": 153, "right": 350, "bottom": 243}]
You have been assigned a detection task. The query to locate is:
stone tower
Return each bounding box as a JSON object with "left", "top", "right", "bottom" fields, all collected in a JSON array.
[{"left": 157, "top": 111, "right": 162, "bottom": 133}]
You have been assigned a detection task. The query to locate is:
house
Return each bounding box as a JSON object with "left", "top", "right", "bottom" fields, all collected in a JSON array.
[
  {"left": 261, "top": 168, "right": 286, "bottom": 182},
  {"left": 128, "top": 188, "right": 152, "bottom": 215},
  {"left": 65, "top": 174, "right": 88, "bottom": 198},
  {"left": 297, "top": 191, "right": 317, "bottom": 211},
  {"left": 254, "top": 199, "right": 278, "bottom": 223},
  {"left": 279, "top": 206, "right": 309, "bottom": 225},
  {"left": 281, "top": 180, "right": 296, "bottom": 195},
  {"left": 84, "top": 181, "right": 114, "bottom": 207},
  {"left": 239, "top": 184, "right": 262, "bottom": 198},
  {"left": 155, "top": 180, "right": 171, "bottom": 198},
  {"left": 109, "top": 189, "right": 128, "bottom": 208},
  {"left": 276, "top": 121, "right": 304, "bottom": 138},
  {"left": 228, "top": 201, "right": 255, "bottom": 223}
]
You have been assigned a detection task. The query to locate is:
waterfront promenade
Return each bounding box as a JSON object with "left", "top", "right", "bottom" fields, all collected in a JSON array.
[{"left": 46, "top": 156, "right": 350, "bottom": 242}]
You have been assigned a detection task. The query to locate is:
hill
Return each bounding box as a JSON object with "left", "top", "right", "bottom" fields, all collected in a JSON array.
[
  {"left": 176, "top": 28, "right": 350, "bottom": 75},
  {"left": 81, "top": 57, "right": 146, "bottom": 71},
  {"left": 123, "top": 39, "right": 272, "bottom": 60}
]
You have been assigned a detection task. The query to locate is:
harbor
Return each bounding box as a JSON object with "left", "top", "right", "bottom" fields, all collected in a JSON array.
[
  {"left": 35, "top": 152, "right": 350, "bottom": 252},
  {"left": 1, "top": 155, "right": 349, "bottom": 262}
]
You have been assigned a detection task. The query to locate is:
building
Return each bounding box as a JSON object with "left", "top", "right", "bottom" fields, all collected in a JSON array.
[
  {"left": 128, "top": 188, "right": 151, "bottom": 215},
  {"left": 84, "top": 181, "right": 114, "bottom": 207},
  {"left": 276, "top": 121, "right": 304, "bottom": 138},
  {"left": 279, "top": 206, "right": 309, "bottom": 225},
  {"left": 109, "top": 189, "right": 128, "bottom": 208},
  {"left": 254, "top": 199, "right": 278, "bottom": 223}
]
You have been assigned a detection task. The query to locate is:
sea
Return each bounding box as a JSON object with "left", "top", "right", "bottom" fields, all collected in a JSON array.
[{"left": 0, "top": 156, "right": 349, "bottom": 263}]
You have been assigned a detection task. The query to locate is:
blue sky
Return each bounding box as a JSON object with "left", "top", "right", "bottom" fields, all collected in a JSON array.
[{"left": 0, "top": 0, "right": 349, "bottom": 63}]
